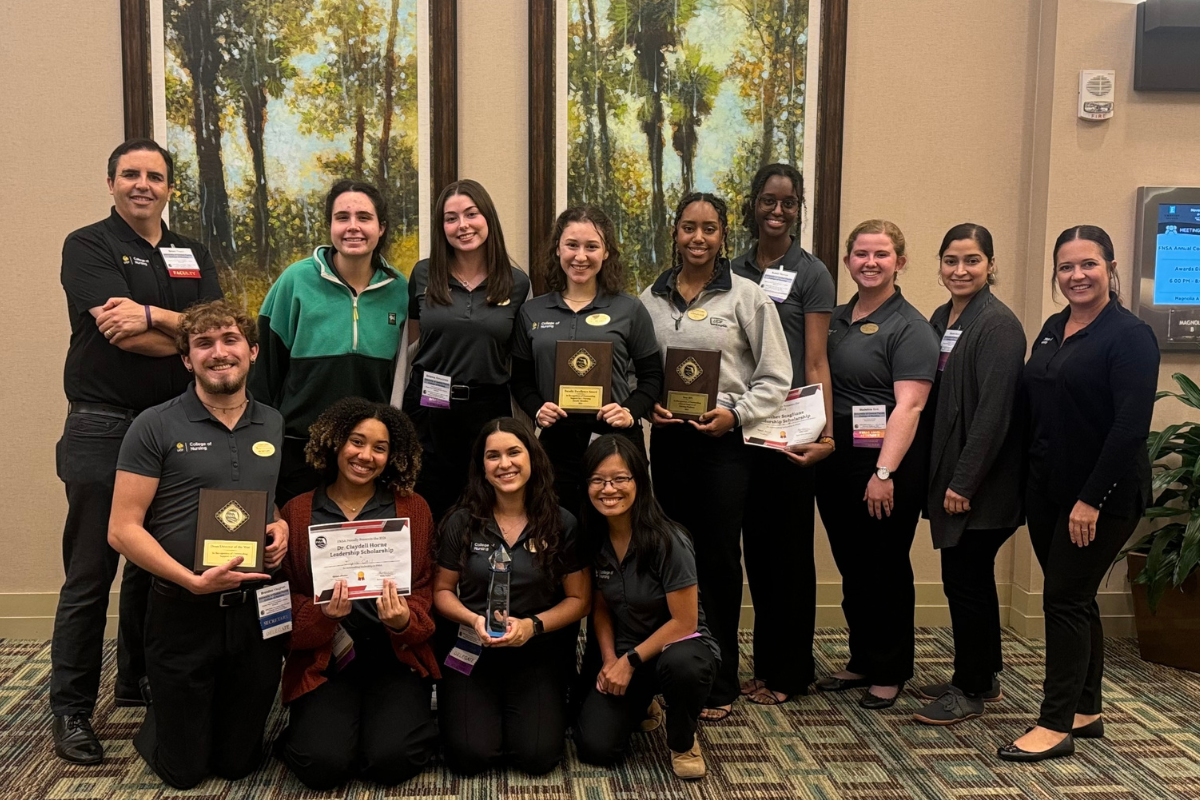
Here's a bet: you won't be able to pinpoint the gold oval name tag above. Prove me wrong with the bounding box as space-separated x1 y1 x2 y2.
687 308 708 321
252 441 276 457
497 298 511 306
860 323 880 335
586 313 611 326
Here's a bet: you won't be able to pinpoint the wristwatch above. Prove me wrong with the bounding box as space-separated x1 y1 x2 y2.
875 466 893 481
531 615 545 636
625 648 643 669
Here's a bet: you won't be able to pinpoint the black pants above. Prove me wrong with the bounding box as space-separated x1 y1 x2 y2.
575 638 716 763
939 527 1016 695
437 633 570 775
279 644 437 789
815 438 921 685
134 581 283 789
650 424 752 706
1026 489 1139 732
276 435 321 508
405 377 512 522
50 412 148 716
743 447 817 695
539 417 645 519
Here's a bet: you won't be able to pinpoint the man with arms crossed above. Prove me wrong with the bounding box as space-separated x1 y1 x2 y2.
109 300 288 789
53 138 222 763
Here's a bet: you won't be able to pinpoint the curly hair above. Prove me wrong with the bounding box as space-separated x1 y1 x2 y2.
670 191 730 271
175 299 257 355
304 397 422 495
446 417 566 577
741 163 804 238
542 206 625 295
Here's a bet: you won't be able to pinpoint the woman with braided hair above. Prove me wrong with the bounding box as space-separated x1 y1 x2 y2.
639 192 791 721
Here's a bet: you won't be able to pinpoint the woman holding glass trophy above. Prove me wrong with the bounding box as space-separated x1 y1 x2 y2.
432 417 590 775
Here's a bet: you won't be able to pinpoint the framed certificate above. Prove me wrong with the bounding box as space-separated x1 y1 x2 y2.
662 347 721 421
554 340 614 412
193 489 269 573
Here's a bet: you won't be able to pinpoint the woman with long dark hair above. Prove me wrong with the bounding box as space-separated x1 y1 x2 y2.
251 180 408 505
405 180 529 519
573 435 718 779
432 417 590 775
511 205 663 516
998 226 1158 762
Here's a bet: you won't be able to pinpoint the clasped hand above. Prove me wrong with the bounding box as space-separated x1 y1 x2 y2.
596 654 634 696
472 614 535 647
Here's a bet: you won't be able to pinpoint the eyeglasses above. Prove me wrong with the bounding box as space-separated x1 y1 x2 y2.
757 196 800 212
588 476 634 489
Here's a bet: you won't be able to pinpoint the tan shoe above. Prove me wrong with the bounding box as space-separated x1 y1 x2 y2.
640 699 665 732
671 738 706 779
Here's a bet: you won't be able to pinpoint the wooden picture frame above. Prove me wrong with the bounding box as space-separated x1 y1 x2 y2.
528 0 848 294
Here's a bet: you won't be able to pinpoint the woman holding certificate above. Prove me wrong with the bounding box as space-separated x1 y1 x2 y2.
573 435 719 779
640 192 791 721
276 398 439 789
814 220 938 710
912 224 1026 726
511 206 663 517
433 417 590 775
405 180 530 520
730 163 836 706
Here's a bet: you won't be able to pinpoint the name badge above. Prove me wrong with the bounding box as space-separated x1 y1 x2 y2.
445 623 484 676
161 246 202 279
420 371 452 408
938 329 963 371
331 624 356 671
852 404 887 448
256 581 292 640
759 268 797 303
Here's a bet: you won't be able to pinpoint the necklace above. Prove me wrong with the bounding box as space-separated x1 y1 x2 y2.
452 269 486 291
495 513 527 544
329 486 372 514
202 398 249 413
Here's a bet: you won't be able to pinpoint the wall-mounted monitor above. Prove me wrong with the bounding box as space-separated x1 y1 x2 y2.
1134 187 1200 351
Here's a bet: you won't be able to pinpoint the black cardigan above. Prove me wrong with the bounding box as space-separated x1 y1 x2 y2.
925 287 1027 549
1023 296 1159 517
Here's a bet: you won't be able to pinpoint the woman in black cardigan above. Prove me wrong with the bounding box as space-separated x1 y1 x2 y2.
998 225 1159 762
912 224 1026 726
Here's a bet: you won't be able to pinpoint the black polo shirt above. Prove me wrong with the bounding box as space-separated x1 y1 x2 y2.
408 259 530 386
61 208 223 411
436 506 583 621
116 385 283 567
732 239 836 388
594 528 720 661
827 287 939 419
512 291 660 407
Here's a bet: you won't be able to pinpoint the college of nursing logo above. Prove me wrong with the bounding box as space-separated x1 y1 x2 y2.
175 442 184 452
122 255 131 264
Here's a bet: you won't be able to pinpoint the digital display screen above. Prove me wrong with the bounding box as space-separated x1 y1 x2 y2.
1153 203 1200 305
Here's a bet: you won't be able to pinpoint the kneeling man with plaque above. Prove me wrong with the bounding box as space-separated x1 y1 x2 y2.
108 300 288 789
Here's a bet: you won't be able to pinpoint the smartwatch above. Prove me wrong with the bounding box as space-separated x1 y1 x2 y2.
531 615 545 637
625 648 643 669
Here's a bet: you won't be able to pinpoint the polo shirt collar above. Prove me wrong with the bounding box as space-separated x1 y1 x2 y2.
650 257 734 297
597 533 633 568
549 291 615 312
313 483 391 518
733 237 804 275
1048 291 1121 341
182 382 266 430
838 285 909 325
107 206 170 246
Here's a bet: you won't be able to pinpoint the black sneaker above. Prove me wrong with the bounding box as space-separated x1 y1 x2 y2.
916 675 1002 703
52 713 104 764
912 689 984 726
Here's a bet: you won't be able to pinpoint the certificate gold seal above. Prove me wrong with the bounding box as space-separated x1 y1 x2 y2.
215 500 250 533
676 356 704 385
860 323 880 334
686 308 708 321
569 348 598 377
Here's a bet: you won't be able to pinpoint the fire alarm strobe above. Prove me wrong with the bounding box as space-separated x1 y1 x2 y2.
1079 70 1115 121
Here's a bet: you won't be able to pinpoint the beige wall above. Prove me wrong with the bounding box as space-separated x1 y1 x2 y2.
3 0 1198 636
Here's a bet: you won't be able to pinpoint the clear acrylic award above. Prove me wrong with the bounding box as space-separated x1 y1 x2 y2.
486 545 512 638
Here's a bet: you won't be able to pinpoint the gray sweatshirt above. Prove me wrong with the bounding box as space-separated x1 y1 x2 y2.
640 260 791 427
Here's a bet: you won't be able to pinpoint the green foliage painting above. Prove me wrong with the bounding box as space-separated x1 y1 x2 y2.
164 0 420 316
568 0 811 293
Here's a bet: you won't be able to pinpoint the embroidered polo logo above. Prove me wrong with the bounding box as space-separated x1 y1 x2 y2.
388 312 397 325
677 357 703 385
122 255 131 264
215 500 250 533
570 349 597 377
175 442 184 452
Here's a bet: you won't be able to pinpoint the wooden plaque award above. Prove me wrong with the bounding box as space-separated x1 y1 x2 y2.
663 347 721 421
554 340 614 412
194 488 269 573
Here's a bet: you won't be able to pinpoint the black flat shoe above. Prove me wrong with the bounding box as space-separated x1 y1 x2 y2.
1072 718 1104 739
815 675 870 692
53 713 103 765
114 675 152 708
997 734 1074 762
859 684 904 710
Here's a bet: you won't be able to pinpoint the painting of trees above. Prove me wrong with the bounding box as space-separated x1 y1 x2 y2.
163 0 420 315
567 0 812 291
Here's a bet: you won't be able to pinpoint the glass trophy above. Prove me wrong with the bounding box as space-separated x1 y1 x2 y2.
486 545 512 638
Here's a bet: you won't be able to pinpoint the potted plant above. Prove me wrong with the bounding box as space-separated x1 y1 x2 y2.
1118 372 1200 673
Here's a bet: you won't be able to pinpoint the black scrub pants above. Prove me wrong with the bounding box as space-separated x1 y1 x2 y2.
134 580 282 789
575 638 717 763
815 436 921 686
276 435 320 508
938 527 1016 695
405 375 513 522
1025 488 1139 733
279 643 437 789
538 416 646 519
743 446 817 696
650 424 752 707
436 632 572 775
51 411 148 716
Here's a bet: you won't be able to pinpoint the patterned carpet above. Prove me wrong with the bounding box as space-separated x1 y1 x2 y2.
2 629 1200 799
